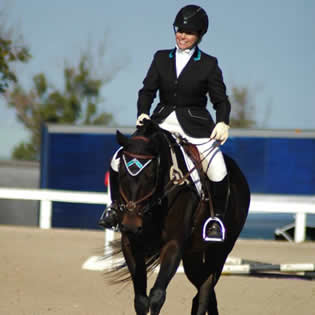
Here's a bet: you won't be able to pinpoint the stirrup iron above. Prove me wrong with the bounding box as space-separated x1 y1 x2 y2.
202 217 226 242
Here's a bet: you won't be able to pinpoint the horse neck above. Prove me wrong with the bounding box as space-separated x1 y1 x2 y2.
154 132 174 185
134 128 173 187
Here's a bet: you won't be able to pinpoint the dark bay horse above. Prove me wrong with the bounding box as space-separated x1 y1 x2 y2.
108 120 250 315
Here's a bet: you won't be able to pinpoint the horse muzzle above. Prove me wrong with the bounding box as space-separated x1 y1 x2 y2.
121 215 144 235
120 223 143 235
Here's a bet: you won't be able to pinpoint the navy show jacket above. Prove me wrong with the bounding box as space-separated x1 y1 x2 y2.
137 47 231 138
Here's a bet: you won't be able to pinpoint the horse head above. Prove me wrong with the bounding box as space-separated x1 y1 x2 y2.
116 121 164 236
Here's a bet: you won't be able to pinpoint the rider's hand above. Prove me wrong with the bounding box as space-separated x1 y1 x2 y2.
210 122 230 145
136 113 151 126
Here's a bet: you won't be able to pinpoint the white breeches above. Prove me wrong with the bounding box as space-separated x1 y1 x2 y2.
159 112 227 182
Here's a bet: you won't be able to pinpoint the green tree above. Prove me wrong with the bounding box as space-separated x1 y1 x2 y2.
229 86 256 128
0 7 31 92
5 53 119 160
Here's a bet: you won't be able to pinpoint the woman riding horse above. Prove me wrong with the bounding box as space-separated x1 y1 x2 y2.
99 5 231 242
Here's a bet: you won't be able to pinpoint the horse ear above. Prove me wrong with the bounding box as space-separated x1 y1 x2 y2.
116 130 129 147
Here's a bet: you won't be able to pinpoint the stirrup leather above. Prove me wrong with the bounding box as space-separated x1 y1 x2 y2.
202 217 226 242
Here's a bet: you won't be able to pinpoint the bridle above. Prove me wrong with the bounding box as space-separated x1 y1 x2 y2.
117 131 220 218
118 147 162 216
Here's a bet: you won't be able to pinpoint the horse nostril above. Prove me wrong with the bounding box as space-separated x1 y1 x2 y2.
121 223 143 235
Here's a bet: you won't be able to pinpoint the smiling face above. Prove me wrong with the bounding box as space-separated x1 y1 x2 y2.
175 30 199 50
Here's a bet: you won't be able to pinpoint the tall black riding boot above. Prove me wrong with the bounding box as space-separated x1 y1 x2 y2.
203 175 229 242
98 167 120 230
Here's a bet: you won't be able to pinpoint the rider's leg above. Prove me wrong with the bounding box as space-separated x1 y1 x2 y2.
159 113 229 241
171 133 229 241
199 142 229 241
206 175 229 240
98 149 121 230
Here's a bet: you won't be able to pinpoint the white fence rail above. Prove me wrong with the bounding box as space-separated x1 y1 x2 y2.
0 187 314 242
0 188 109 229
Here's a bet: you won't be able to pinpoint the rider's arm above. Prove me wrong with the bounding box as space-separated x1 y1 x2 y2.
137 52 160 118
207 57 231 125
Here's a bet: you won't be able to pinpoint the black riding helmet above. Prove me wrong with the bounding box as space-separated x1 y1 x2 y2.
173 5 209 37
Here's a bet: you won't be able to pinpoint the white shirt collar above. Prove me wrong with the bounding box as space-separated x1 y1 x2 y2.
176 45 196 56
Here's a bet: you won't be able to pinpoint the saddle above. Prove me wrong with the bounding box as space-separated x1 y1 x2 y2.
182 142 215 209
164 132 215 217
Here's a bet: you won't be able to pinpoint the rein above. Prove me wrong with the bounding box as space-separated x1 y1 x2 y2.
156 134 221 219
163 132 221 187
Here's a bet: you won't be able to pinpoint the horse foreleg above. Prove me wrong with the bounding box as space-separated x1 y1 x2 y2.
121 235 149 315
133 266 149 315
196 274 218 315
149 239 182 315
191 293 200 315
207 290 218 315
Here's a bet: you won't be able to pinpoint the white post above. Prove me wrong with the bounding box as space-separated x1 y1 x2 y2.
104 230 114 253
103 173 113 256
39 199 53 229
294 212 306 243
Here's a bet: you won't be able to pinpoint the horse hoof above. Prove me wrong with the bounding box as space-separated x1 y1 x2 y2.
149 288 166 314
134 294 149 315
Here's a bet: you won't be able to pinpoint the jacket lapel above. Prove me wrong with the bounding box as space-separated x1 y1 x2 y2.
168 48 177 80
177 47 201 80
178 47 201 79
168 47 201 80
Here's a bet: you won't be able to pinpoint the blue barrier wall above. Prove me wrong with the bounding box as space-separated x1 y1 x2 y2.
223 134 315 195
40 125 134 229
40 125 315 229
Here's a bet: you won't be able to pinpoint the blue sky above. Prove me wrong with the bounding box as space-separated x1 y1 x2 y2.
0 0 314 158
